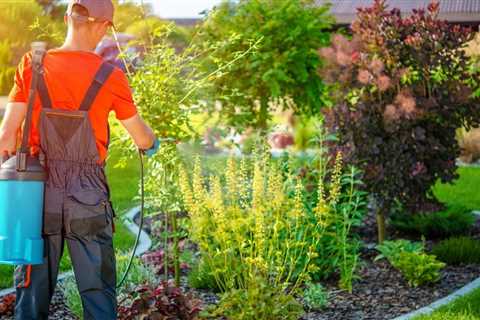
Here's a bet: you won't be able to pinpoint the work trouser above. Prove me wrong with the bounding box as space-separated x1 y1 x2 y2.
14 205 116 320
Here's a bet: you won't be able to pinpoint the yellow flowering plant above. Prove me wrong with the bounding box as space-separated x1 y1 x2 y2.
179 142 367 312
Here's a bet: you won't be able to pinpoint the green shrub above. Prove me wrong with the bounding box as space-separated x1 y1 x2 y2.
303 282 329 311
432 237 480 265
390 206 475 239
204 276 304 320
375 239 423 262
393 251 445 287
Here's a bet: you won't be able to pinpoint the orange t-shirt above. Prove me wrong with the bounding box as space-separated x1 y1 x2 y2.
8 49 137 162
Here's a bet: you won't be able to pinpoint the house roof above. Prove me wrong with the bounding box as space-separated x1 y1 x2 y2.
316 0 480 25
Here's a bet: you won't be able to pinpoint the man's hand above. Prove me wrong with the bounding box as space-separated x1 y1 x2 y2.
0 102 27 156
119 113 156 151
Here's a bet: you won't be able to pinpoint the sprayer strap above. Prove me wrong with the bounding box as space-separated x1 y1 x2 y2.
37 75 52 109
79 62 115 112
19 49 46 154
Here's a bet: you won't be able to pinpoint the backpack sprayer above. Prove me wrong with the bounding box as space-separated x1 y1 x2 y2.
0 42 48 266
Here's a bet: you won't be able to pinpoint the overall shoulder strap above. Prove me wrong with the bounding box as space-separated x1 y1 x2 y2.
79 62 115 112
37 74 52 109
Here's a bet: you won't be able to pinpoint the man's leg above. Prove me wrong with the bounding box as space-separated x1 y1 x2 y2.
14 234 64 320
66 225 117 320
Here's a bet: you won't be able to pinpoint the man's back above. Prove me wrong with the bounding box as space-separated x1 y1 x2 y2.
9 49 137 162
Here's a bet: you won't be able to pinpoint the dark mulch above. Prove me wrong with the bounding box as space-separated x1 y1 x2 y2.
302 253 480 320
0 289 78 320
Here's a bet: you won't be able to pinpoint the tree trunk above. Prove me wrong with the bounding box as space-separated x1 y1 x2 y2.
376 208 386 244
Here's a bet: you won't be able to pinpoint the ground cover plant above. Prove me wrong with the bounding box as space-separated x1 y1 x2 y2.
376 239 445 287
320 0 480 242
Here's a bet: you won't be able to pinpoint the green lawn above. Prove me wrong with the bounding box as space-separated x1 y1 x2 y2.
414 287 480 320
433 167 480 211
0 148 138 289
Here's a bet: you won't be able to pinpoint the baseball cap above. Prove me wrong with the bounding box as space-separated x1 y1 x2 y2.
66 0 114 26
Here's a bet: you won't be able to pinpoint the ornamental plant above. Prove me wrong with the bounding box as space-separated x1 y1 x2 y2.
195 0 333 130
320 0 480 242
178 145 366 318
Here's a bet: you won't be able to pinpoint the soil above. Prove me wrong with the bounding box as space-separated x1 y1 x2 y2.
301 251 480 320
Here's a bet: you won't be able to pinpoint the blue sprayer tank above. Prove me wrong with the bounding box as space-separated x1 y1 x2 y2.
0 156 46 265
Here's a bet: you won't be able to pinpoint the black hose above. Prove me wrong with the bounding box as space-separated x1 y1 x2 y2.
116 149 145 288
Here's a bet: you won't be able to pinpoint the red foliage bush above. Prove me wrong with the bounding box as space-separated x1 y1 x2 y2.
320 0 480 215
118 280 202 320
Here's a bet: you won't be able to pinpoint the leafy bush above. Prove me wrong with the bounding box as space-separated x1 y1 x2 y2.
393 251 445 287
320 0 480 242
303 282 329 311
118 280 202 320
391 206 475 239
432 237 480 265
195 0 333 129
375 239 423 262
204 276 304 320
375 239 445 287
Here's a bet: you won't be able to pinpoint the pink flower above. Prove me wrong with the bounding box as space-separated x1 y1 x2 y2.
319 47 336 63
370 59 384 74
357 69 372 84
376 75 391 92
395 91 416 114
383 104 400 122
336 51 352 66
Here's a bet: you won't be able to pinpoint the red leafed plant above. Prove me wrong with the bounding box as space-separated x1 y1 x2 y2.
118 280 202 320
142 248 189 276
320 0 480 242
0 294 15 316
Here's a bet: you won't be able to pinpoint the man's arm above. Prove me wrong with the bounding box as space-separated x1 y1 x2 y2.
0 102 27 156
119 113 156 151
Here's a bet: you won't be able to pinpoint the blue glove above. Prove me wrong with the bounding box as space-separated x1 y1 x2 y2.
144 138 160 157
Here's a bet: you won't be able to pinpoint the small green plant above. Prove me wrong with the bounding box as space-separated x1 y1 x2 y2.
187 259 221 292
375 239 423 262
303 282 329 311
432 237 480 265
393 251 446 287
390 206 475 239
203 276 304 320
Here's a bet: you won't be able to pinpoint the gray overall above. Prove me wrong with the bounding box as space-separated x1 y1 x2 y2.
14 62 117 320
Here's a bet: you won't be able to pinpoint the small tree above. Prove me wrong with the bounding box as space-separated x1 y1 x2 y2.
195 0 333 130
320 0 480 242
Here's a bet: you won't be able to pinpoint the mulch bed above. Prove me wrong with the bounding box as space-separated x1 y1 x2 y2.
301 251 480 320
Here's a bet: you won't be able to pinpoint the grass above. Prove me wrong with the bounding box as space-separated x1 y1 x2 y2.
433 167 480 211
0 148 138 289
414 287 480 319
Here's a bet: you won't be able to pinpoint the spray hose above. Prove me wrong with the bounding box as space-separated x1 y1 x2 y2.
116 149 145 289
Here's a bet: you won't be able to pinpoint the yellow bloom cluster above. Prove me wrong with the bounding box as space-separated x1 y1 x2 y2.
177 151 349 295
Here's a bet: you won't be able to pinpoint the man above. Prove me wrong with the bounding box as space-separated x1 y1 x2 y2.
0 1 158 319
